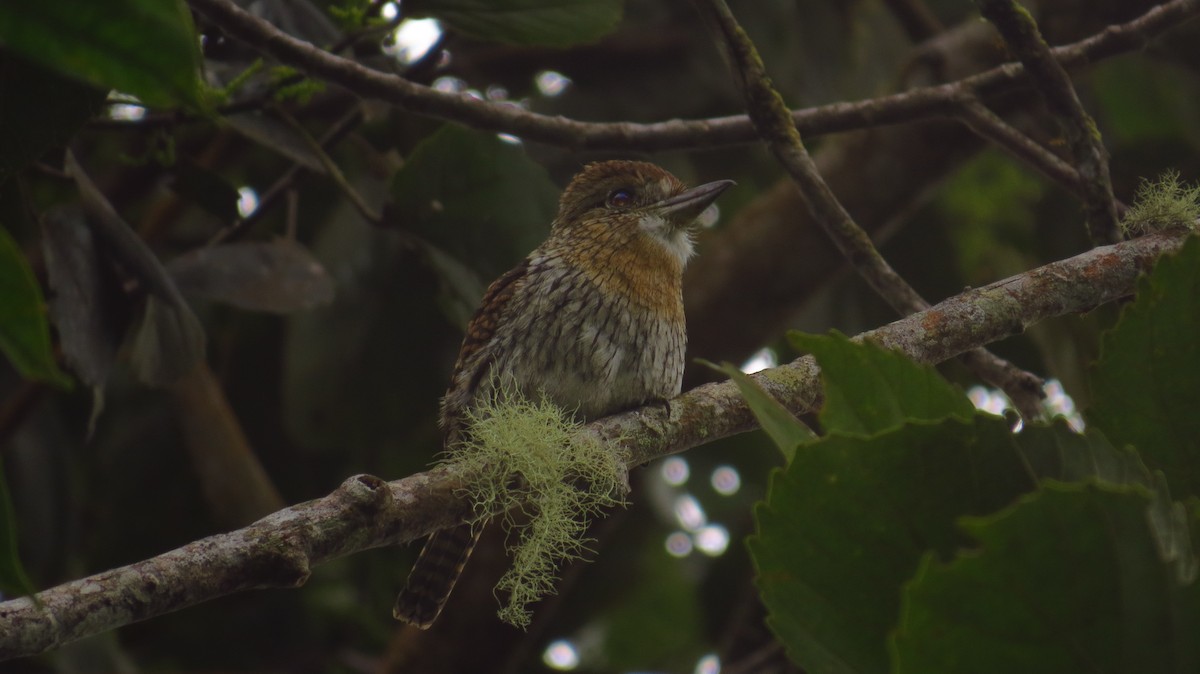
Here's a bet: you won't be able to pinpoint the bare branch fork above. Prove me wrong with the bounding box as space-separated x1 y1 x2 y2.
0 230 1189 661
185 0 1200 152
689 0 1046 416
977 0 1121 245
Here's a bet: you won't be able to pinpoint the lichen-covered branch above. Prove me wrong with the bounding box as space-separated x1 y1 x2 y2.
0 230 1187 661
185 0 1199 152
977 0 1121 245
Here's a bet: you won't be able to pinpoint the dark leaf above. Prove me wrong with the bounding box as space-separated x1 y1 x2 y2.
170 160 241 224
421 242 485 330
406 0 623 47
390 124 558 283
40 205 123 388
0 224 72 387
0 54 105 179
1090 235 1200 497
167 239 335 313
65 151 206 385
0 0 204 109
894 484 1200 674
65 151 183 303
129 296 206 387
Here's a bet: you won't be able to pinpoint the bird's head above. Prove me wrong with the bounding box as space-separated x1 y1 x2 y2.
552 161 734 267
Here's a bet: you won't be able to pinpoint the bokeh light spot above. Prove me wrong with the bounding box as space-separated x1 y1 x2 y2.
710 466 740 496
662 457 689 486
236 186 259 217
542 639 579 670
694 525 729 556
674 494 706 531
665 531 693 557
535 70 572 97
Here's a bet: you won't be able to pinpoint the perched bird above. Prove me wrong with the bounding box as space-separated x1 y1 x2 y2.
393 160 733 628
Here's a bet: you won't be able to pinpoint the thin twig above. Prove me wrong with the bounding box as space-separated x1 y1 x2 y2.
954 97 1087 203
184 0 1200 152
208 104 364 244
0 230 1187 660
689 0 1045 417
274 105 382 224
977 0 1120 245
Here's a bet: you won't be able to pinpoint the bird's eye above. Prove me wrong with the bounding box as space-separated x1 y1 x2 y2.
606 188 634 208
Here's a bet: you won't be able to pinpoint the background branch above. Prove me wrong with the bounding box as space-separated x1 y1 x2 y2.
978 0 1120 244
186 0 1199 152
0 230 1188 661
690 0 1044 416
683 0 1195 377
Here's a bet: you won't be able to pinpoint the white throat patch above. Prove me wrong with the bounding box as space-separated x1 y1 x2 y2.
638 213 695 265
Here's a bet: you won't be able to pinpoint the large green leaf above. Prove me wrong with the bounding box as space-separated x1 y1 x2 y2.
390 125 558 284
406 0 623 47
0 225 71 387
894 483 1200 674
1090 235 1200 497
750 409 1182 674
0 0 204 109
790 331 975 436
751 415 1036 674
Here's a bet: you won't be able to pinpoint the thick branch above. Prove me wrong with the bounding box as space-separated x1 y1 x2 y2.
0 230 1189 660
186 0 1199 151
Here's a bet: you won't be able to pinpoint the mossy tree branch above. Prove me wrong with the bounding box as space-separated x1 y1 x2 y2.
0 230 1189 661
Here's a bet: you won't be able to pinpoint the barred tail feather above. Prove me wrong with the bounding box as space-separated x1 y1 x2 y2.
393 524 482 628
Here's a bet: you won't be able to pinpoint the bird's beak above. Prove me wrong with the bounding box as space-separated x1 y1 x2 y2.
652 179 736 227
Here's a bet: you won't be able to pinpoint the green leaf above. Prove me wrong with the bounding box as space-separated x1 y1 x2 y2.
0 0 205 109
0 460 36 597
752 402 1198 674
790 331 975 435
0 55 106 179
0 225 72 387
1089 235 1200 497
390 125 558 283
751 415 1036 674
894 483 1200 674
706 360 814 463
406 0 623 47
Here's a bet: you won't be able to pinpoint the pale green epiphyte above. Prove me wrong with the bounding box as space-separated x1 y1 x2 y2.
443 386 629 629
1120 170 1200 236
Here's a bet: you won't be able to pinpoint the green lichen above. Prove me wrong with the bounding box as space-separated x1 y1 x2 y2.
443 387 629 629
1120 170 1200 236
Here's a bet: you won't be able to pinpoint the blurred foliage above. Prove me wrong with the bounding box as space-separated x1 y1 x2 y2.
0 0 1199 672
0 0 205 109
